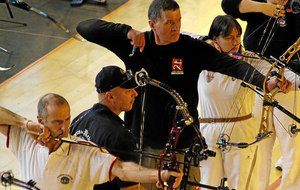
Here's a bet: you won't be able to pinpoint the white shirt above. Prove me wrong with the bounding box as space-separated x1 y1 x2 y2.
198 51 265 147
7 126 118 190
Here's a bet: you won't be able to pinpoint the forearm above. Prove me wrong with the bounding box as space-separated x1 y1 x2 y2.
76 19 133 61
76 19 132 44
239 0 268 13
112 161 158 183
0 106 42 136
0 107 27 128
0 107 26 136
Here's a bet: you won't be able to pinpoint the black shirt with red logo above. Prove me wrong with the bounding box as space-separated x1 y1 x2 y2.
76 19 265 149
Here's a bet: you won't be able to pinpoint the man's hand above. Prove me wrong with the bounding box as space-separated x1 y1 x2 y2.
261 3 285 18
160 169 183 188
266 77 292 93
238 0 285 18
26 121 51 146
38 125 51 146
127 29 145 52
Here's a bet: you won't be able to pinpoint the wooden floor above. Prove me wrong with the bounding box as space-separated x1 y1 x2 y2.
0 0 282 189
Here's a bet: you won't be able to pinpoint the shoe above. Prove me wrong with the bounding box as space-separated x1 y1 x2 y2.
275 156 283 171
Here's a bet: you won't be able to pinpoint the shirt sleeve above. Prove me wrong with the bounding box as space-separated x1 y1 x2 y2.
7 125 22 156
221 0 243 18
7 126 40 159
190 38 266 89
221 0 261 21
76 19 133 62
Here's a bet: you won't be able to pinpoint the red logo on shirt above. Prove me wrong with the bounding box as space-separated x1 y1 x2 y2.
171 59 184 75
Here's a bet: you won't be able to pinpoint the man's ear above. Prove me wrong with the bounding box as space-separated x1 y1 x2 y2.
37 115 43 124
149 20 155 31
105 92 115 104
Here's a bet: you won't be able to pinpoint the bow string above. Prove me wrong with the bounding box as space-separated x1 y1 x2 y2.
217 1 299 151
134 69 212 189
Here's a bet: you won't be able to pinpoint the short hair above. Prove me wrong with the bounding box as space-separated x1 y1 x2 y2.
37 93 69 121
208 15 242 39
148 0 180 21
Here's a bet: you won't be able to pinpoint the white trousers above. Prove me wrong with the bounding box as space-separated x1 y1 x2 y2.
200 120 259 190
253 90 300 190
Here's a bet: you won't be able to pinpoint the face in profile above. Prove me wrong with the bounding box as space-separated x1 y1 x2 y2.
149 9 181 45
110 87 138 113
214 26 241 54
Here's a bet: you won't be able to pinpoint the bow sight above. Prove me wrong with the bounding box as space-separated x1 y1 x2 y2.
287 0 300 14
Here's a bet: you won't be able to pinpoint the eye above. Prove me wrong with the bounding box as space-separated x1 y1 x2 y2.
54 120 64 125
166 20 173 25
224 36 234 41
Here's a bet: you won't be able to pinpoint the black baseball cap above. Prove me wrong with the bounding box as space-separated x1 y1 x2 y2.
95 66 137 93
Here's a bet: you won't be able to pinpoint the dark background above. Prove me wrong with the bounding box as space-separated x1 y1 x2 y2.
0 0 127 84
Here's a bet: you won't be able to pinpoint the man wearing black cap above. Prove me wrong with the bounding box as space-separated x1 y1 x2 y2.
70 65 139 189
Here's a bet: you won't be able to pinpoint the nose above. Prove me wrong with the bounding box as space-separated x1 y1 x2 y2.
60 122 68 132
172 22 180 32
132 89 138 97
232 38 238 46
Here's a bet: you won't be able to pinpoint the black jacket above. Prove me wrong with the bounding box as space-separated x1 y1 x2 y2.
70 103 138 190
76 19 266 149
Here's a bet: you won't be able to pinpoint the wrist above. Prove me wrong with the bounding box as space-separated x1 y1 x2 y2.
24 119 33 130
126 28 133 39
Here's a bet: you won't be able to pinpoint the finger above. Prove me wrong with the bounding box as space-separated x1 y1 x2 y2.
277 81 287 92
139 43 145 52
279 10 285 17
283 80 292 93
173 171 183 188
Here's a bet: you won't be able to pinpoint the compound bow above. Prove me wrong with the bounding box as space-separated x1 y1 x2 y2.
134 69 214 190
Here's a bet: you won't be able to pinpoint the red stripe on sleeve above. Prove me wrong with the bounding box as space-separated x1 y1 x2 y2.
109 157 119 182
6 125 11 148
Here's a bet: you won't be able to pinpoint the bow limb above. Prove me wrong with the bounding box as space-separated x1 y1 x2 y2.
259 37 300 137
29 8 85 42
158 112 181 190
0 64 15 71
258 58 277 137
0 46 15 71
7 0 85 41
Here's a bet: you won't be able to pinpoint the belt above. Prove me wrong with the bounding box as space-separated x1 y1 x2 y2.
199 113 252 123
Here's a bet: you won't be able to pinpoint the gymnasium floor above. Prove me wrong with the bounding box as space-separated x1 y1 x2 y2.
0 0 283 189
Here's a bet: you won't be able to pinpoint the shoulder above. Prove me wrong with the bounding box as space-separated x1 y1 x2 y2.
180 31 207 41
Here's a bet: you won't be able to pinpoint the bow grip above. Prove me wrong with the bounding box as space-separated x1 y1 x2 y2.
163 163 178 188
167 176 176 187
